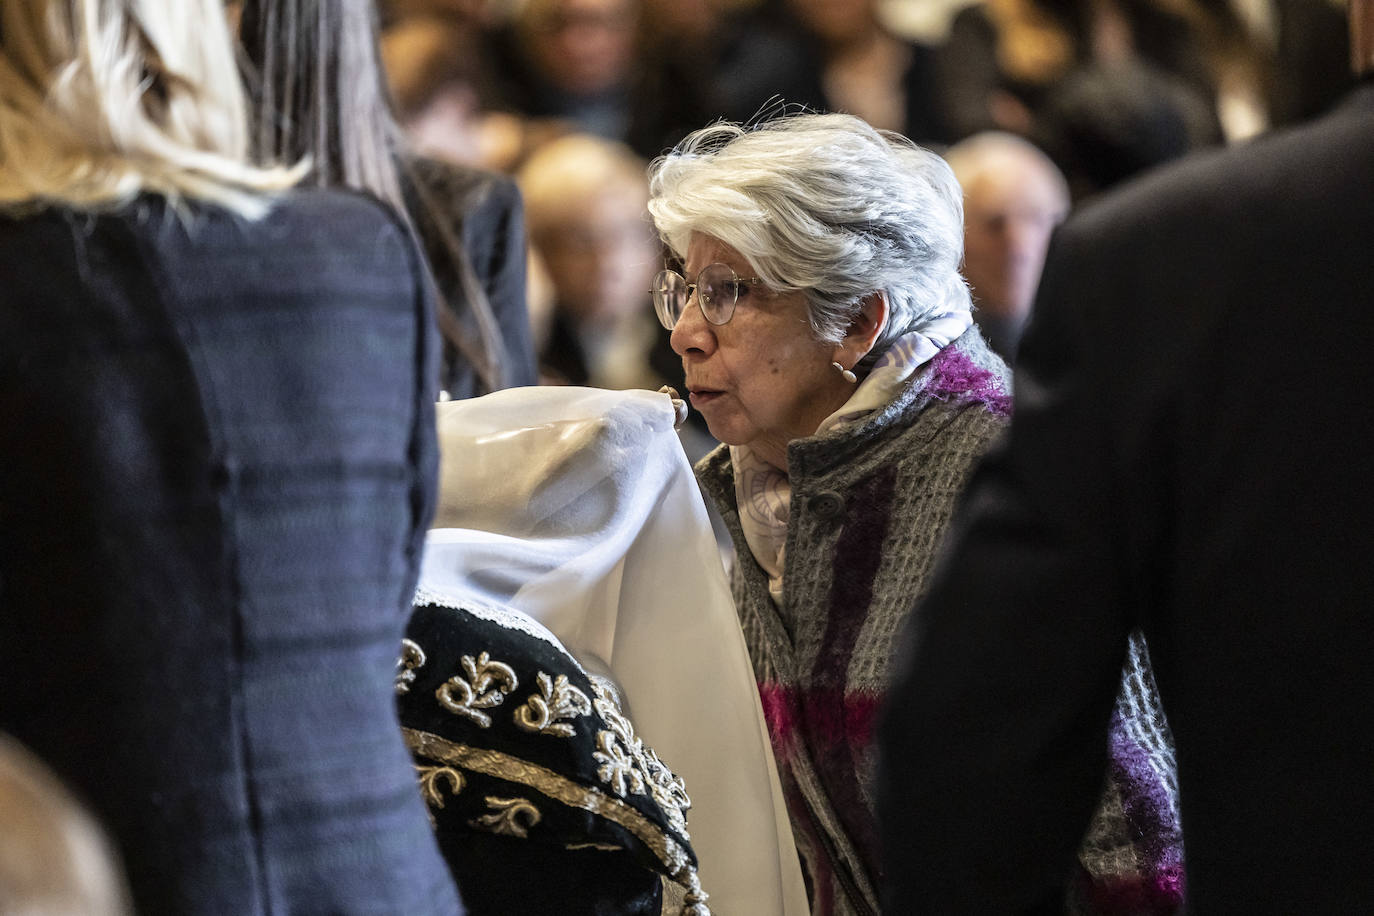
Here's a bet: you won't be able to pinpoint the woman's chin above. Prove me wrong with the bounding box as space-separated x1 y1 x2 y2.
699 412 743 449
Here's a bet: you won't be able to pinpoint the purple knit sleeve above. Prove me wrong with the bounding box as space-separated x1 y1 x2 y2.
1071 632 1186 914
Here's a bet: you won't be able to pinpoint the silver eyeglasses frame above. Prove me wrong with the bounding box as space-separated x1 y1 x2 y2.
651 262 764 330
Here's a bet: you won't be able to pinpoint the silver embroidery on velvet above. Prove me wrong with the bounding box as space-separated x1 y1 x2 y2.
436 652 518 727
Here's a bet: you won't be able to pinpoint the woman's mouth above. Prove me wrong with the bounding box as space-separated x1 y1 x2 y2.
688 388 724 407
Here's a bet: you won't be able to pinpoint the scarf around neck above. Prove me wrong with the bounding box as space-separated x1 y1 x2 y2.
731 309 973 605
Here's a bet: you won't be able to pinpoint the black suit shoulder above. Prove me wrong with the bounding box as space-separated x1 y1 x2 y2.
1063 83 1374 249
1033 82 1374 407
876 81 1374 916
1009 80 1374 912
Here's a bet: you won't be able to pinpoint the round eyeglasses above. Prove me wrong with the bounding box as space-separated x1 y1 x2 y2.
651 263 763 330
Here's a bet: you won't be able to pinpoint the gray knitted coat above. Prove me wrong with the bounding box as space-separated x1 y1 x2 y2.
696 328 1183 916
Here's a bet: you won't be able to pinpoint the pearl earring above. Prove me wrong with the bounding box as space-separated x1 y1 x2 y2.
832 361 857 383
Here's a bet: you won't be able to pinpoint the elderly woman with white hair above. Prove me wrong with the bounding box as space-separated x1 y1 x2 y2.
647 112 1011 915
648 113 1183 916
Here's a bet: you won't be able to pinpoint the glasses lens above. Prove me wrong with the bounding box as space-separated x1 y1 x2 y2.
697 263 739 325
652 269 687 329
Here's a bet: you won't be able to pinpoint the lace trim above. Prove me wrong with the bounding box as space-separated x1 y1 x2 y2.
413 585 572 657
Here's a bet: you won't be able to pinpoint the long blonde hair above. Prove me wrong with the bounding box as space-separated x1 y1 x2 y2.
0 0 301 216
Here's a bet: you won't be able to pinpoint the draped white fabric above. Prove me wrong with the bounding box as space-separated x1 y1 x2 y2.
418 386 808 916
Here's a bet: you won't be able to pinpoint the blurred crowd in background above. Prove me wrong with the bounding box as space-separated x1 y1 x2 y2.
377 0 1352 443
2 1 1365 910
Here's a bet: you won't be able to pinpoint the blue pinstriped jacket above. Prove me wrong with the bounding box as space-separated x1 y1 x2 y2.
0 190 461 915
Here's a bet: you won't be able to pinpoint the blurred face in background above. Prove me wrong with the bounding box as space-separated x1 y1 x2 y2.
534 183 658 324
785 0 876 47
959 156 1068 321
642 0 719 45
381 0 490 23
523 0 637 95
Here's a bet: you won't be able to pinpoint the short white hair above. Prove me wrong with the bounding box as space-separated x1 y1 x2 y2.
647 113 970 364
0 0 302 217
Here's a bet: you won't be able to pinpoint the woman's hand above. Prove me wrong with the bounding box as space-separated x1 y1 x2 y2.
658 386 689 429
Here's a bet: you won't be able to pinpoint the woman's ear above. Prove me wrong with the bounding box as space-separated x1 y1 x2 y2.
833 291 888 367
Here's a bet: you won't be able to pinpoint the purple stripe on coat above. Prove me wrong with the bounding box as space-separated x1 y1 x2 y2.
927 345 1013 415
1076 712 1187 914
1108 712 1185 878
806 463 898 882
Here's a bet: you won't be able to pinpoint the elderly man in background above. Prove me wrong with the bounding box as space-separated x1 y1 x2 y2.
945 132 1070 363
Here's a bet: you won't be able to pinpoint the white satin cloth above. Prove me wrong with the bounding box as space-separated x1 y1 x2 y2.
417 386 808 916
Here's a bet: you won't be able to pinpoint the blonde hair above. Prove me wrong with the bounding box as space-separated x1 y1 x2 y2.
0 0 302 217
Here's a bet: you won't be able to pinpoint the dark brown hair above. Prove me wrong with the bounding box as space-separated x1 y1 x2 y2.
238 0 509 393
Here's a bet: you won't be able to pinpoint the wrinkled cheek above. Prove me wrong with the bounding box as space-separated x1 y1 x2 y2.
699 397 752 447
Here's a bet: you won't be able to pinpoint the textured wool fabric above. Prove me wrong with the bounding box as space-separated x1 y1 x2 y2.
0 191 460 915
1073 634 1186 914
732 313 974 605
699 327 1182 916
697 327 1013 916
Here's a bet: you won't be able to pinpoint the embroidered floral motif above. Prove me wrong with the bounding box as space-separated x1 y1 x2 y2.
589 682 692 836
415 763 465 827
641 746 692 835
395 638 426 695
594 730 646 797
437 652 518 727
593 685 638 749
515 672 593 737
471 796 542 838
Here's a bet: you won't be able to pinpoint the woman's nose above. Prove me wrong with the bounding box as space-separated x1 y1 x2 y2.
669 289 716 358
